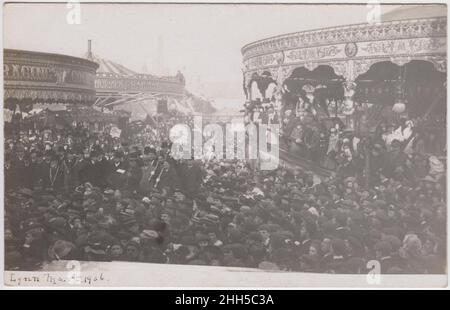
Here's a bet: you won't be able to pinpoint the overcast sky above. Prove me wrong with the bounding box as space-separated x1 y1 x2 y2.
4 3 403 104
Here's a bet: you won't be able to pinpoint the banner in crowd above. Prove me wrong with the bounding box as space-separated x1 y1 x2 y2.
4 109 14 123
110 126 122 138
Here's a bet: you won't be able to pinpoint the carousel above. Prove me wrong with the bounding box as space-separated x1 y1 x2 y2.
4 49 98 109
241 5 447 133
4 48 99 135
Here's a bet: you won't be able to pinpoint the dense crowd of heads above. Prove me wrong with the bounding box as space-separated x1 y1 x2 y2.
4 106 447 274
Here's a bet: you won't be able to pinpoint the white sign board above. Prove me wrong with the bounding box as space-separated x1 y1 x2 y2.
110 126 122 138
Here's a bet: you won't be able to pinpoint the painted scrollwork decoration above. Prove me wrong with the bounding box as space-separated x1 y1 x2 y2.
428 57 447 73
242 17 446 59
329 61 348 79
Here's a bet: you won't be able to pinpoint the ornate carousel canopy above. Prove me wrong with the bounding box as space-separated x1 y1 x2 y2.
241 12 446 91
4 49 99 107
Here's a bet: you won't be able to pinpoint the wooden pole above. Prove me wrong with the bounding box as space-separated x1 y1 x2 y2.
335 99 339 118
423 88 445 119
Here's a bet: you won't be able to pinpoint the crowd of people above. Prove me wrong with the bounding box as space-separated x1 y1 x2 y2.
245 91 446 186
283 114 445 181
4 103 447 274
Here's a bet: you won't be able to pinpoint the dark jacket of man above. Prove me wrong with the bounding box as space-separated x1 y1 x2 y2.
107 160 129 190
124 166 143 191
63 158 81 191
176 161 204 196
153 166 179 191
78 159 103 188
45 163 65 191
140 160 160 193
31 161 48 189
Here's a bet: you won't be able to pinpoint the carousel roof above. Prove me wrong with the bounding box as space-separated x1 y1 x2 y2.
241 6 447 85
4 49 98 104
85 52 185 84
86 53 138 76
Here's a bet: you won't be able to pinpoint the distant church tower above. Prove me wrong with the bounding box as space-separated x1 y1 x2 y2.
142 64 149 74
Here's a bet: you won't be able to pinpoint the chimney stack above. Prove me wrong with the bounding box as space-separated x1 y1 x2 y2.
87 40 92 59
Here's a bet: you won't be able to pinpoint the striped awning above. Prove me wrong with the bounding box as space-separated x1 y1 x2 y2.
87 54 137 76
